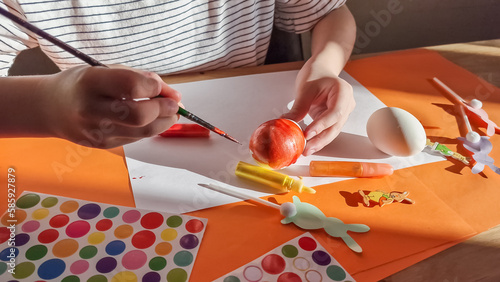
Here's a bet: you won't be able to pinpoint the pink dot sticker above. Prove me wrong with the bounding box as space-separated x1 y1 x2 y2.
66 220 91 238
185 219 204 233
140 212 164 229
70 259 89 275
122 210 141 224
22 220 41 233
298 237 317 251
122 250 147 270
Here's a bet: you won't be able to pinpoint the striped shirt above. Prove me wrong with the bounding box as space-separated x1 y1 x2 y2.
0 0 345 76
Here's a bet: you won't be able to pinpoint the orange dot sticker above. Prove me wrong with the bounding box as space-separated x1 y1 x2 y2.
155 242 172 256
53 238 79 258
114 224 134 239
60 201 79 213
1 209 26 226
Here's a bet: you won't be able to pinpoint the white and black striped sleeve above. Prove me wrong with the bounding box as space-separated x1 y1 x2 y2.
0 0 38 76
274 0 347 34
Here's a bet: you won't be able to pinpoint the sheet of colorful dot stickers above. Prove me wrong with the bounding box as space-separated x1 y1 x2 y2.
216 233 354 282
0 191 207 281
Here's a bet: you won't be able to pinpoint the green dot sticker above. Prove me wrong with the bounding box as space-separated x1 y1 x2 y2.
61 275 80 282
173 251 193 267
166 268 188 282
26 245 48 261
87 274 107 282
282 244 299 258
149 256 167 271
79 245 98 259
103 207 120 219
41 196 59 208
12 261 35 279
16 193 41 209
223 276 241 282
0 262 6 275
167 215 183 228
327 265 347 281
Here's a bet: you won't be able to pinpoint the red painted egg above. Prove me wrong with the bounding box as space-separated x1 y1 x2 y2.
249 119 305 169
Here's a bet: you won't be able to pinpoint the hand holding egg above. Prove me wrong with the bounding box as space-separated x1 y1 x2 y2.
249 118 306 169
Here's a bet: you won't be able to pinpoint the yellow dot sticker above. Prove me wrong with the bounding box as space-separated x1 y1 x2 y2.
88 232 106 245
32 208 49 220
161 228 177 241
111 271 137 282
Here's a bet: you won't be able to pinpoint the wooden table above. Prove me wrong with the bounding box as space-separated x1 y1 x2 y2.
160 39 500 281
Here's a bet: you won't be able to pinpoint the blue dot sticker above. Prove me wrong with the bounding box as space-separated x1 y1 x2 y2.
37 258 66 280
105 240 126 256
0 247 18 261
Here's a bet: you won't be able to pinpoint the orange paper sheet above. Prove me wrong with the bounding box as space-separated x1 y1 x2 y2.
0 138 134 210
1 49 499 281
344 49 500 233
187 171 476 281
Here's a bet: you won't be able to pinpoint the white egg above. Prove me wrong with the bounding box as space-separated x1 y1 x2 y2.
366 107 426 157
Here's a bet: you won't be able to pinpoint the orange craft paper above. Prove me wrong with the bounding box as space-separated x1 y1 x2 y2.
1 49 499 282
344 49 500 233
0 138 134 212
341 49 500 281
187 170 476 281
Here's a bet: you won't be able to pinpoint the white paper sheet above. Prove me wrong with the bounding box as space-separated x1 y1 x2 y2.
124 71 443 213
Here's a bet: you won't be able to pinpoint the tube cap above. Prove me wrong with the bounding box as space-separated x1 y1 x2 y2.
289 180 316 194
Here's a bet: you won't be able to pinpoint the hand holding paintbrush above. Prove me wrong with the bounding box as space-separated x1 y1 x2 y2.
0 7 240 147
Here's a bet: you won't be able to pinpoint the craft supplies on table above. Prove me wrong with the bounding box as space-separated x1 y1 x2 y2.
0 192 207 281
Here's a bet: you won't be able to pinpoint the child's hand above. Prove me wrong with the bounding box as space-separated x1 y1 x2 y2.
42 66 181 148
282 63 355 156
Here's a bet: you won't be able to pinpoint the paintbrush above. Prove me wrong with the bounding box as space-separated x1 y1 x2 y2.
0 7 241 145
